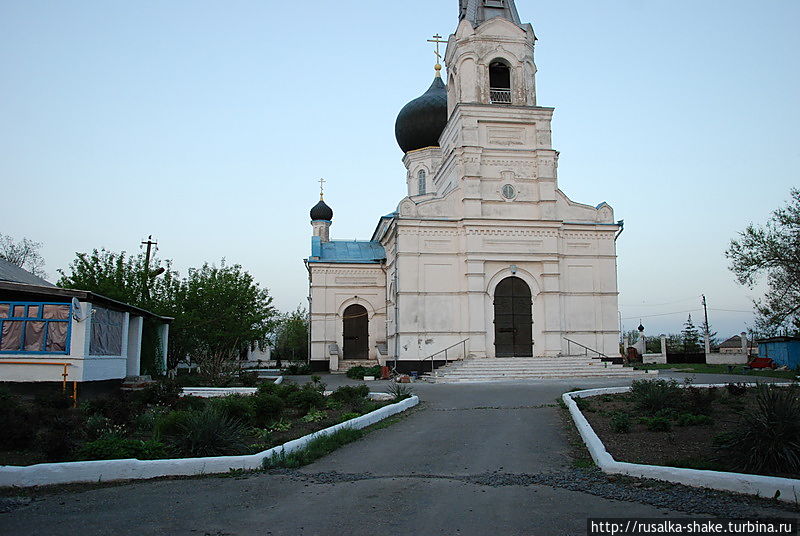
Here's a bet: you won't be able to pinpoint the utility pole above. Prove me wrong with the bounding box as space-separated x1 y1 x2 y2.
141 235 158 301
701 294 710 355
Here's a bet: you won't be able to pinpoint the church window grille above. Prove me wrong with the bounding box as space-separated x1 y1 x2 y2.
489 61 512 104
418 170 427 195
0 302 71 354
501 184 516 199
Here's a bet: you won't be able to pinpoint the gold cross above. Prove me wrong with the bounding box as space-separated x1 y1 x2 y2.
427 34 446 66
318 177 326 199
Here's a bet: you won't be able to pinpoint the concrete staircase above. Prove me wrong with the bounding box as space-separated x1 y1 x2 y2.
427 356 649 383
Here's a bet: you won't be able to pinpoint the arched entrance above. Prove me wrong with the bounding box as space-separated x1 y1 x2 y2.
493 276 533 357
343 304 369 359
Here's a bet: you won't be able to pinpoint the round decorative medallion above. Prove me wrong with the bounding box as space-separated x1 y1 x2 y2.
501 184 516 200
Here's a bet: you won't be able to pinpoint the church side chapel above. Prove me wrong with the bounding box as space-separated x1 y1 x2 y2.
307 0 622 374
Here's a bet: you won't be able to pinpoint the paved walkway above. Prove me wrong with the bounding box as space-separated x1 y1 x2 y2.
1 373 797 535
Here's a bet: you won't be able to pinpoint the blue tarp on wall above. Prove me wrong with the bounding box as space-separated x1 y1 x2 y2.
757 336 800 369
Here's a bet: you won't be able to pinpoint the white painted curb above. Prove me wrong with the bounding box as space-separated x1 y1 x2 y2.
563 384 800 503
0 396 419 488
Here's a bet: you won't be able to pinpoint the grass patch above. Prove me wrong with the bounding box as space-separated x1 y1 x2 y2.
264 428 365 469
632 363 799 380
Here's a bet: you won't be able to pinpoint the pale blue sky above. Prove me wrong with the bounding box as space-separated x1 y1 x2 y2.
1 1 798 338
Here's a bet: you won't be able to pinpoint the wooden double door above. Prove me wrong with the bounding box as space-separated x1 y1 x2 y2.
343 304 369 359
493 276 533 357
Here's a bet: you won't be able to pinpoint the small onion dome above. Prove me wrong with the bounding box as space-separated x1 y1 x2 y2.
394 75 447 153
638 323 645 332
310 199 333 221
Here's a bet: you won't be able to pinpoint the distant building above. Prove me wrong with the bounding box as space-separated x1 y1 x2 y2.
718 334 756 355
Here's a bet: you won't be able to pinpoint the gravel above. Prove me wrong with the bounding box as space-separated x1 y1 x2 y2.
271 468 800 518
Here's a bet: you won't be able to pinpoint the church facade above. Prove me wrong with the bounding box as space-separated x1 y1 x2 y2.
306 0 621 372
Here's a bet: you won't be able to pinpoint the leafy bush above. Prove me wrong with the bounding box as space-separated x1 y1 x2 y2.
76 437 167 461
208 395 255 425
330 385 370 405
153 410 192 441
284 362 312 375
301 409 327 423
252 392 284 427
286 386 326 412
675 413 713 427
133 406 170 434
725 383 748 397
238 370 259 387
639 416 671 432
163 408 249 457
610 412 631 433
36 414 84 461
0 391 34 449
135 380 182 407
683 386 718 415
173 395 207 411
83 395 136 426
258 381 300 400
630 379 683 413
85 414 127 440
346 365 381 380
715 384 800 475
337 412 360 423
34 391 73 410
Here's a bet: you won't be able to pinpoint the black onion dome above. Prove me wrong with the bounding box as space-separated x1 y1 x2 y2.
395 76 447 153
310 199 333 221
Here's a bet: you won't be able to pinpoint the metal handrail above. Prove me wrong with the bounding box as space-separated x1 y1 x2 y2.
562 337 613 361
421 338 470 377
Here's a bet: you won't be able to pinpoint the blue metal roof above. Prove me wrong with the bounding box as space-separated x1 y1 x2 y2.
309 237 385 264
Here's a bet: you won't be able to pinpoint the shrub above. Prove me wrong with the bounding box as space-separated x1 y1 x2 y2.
76 437 167 461
286 386 326 412
574 396 592 412
34 391 73 410
208 395 255 425
153 410 192 441
683 386 718 415
258 381 300 400
0 391 34 449
330 385 370 405
630 379 682 413
238 370 259 387
725 383 748 397
675 413 713 427
36 414 84 461
252 393 284 426
83 395 136 426
715 384 800 475
337 412 360 423
639 416 671 432
133 406 170 434
163 408 249 457
345 365 380 380
135 380 182 407
284 362 312 375
301 409 327 423
173 395 207 411
85 414 127 440
610 412 631 433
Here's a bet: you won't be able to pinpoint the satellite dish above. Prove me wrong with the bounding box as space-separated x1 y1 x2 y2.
71 298 82 321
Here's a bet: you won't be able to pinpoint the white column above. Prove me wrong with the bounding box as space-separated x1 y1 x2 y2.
740 331 748 354
126 316 143 377
157 322 170 375
660 336 668 362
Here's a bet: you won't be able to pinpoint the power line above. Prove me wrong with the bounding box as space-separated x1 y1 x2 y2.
621 308 702 321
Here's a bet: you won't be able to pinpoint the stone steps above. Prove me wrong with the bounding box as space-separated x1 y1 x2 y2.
428 356 648 383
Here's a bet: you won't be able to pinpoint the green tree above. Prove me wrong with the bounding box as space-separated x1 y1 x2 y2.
0 234 47 278
178 261 277 378
726 189 800 336
681 314 702 353
273 306 309 362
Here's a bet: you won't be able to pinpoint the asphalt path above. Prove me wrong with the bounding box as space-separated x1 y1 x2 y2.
1 372 797 536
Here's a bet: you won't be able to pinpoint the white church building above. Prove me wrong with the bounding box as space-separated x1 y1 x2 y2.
306 0 622 373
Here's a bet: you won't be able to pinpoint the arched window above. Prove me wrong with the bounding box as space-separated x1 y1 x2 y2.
489 61 511 104
418 170 427 195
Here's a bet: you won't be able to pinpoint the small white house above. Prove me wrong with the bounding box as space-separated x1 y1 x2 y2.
0 262 171 386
